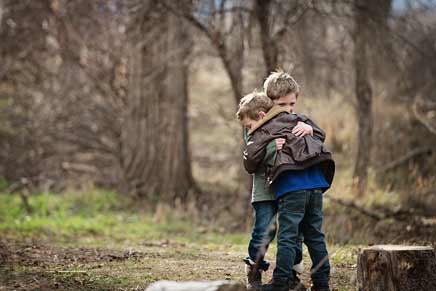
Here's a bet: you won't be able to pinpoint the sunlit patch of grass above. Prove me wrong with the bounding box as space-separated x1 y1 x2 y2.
329 244 359 266
0 191 122 240
0 191 251 249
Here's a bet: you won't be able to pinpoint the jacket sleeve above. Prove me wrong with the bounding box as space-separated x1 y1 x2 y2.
243 131 268 174
264 140 277 168
297 114 326 143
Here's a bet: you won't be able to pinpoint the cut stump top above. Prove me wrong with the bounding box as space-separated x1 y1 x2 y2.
362 245 434 252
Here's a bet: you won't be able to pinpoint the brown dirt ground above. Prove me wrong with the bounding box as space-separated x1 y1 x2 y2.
0 239 358 291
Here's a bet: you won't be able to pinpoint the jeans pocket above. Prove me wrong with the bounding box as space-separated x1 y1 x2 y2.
279 194 306 214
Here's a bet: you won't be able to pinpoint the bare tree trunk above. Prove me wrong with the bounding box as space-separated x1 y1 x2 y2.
161 1 250 207
298 13 316 94
220 51 244 106
352 0 374 196
254 0 278 77
162 13 194 203
353 59 372 196
218 22 249 194
0 0 3 31
352 0 392 196
122 3 194 203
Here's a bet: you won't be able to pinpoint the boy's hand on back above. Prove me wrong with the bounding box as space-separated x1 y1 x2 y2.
275 138 286 150
292 121 313 138
276 122 313 150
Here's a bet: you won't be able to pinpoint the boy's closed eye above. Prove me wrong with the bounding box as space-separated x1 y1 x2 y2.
241 116 257 130
277 101 296 107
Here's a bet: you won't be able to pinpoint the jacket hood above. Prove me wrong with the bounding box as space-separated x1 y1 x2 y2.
248 106 288 135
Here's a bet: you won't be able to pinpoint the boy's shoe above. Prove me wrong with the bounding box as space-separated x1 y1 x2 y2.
243 256 270 271
289 282 306 291
261 278 288 291
290 271 307 290
245 264 262 291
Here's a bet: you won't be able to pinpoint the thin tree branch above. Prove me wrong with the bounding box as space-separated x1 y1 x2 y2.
375 147 435 173
326 195 382 220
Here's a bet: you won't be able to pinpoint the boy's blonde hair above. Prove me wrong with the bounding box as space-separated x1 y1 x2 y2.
236 91 274 120
263 70 300 100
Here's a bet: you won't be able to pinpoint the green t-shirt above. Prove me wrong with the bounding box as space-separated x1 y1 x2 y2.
244 130 277 203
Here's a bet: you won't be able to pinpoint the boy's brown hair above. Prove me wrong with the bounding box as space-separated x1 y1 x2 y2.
263 70 300 100
236 91 274 121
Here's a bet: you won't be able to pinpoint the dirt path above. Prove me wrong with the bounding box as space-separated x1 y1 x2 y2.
0 240 357 290
1 240 244 290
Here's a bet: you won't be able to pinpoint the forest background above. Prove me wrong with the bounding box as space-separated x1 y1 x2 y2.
1 0 436 290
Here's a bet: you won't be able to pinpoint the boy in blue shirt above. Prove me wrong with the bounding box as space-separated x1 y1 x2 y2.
243 72 335 291
237 92 312 290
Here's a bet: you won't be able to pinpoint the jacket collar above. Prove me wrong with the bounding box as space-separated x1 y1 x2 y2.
248 105 289 135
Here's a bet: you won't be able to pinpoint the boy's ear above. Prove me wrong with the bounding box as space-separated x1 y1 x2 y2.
258 111 266 119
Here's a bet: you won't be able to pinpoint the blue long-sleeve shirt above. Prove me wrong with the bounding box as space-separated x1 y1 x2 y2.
272 165 330 199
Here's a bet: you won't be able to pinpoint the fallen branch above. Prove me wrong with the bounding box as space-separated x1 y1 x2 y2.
325 196 382 221
375 147 434 173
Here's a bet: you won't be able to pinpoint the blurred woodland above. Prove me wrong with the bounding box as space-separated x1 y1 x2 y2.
1 1 436 289
1 0 436 235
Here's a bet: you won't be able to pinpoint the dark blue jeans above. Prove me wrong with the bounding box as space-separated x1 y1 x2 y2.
247 200 303 271
273 189 330 287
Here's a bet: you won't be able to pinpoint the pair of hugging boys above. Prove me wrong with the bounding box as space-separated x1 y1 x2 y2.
236 71 335 291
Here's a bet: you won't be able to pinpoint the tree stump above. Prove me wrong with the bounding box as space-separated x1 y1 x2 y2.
357 245 436 291
144 280 246 291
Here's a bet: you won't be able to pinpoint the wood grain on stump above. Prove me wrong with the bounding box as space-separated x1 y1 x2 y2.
357 245 436 291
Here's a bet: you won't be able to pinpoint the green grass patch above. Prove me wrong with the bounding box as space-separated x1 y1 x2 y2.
0 190 361 290
0 191 250 248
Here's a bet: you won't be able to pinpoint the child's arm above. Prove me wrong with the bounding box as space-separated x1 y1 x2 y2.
243 130 269 174
264 140 277 169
